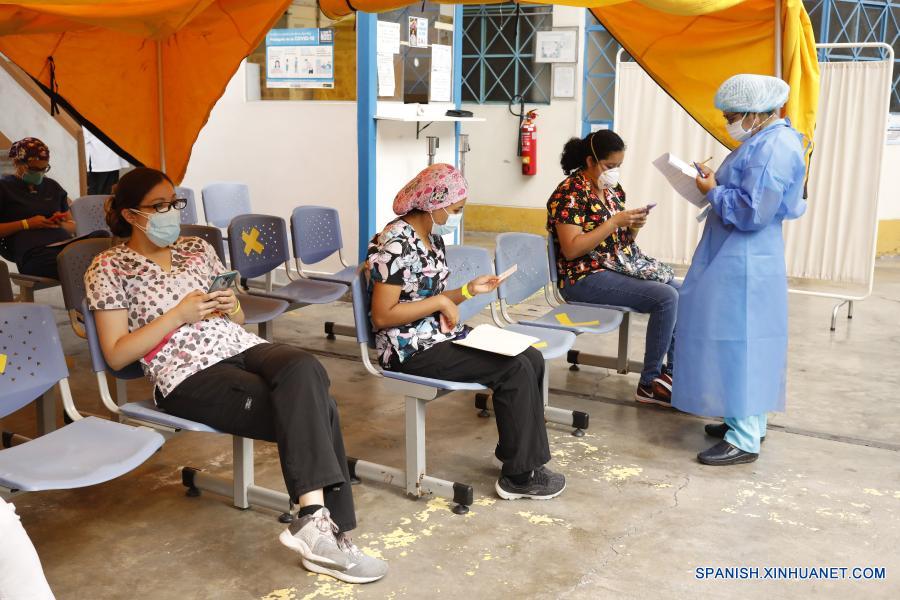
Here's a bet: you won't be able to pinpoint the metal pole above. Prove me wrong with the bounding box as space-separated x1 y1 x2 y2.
157 41 167 172
774 0 783 79
426 136 439 166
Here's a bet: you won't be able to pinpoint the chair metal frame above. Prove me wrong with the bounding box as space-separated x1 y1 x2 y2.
348 273 474 514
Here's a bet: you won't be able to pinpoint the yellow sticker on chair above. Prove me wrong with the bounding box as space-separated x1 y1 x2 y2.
0 353 6 375
555 313 600 327
531 341 548 349
242 227 264 256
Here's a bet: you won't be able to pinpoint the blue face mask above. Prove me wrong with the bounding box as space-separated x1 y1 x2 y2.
431 208 462 237
130 208 181 247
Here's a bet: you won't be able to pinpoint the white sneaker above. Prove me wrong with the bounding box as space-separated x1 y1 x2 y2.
279 507 387 584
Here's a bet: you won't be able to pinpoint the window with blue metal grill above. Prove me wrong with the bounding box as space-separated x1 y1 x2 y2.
804 0 900 112
582 13 622 134
461 4 553 104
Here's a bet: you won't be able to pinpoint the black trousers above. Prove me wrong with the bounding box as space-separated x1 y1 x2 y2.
390 343 550 476
18 245 63 279
158 343 356 531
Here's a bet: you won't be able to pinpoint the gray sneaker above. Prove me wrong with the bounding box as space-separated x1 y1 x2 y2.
495 466 566 500
278 507 388 584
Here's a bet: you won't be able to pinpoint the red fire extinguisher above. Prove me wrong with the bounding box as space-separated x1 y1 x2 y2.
520 109 538 176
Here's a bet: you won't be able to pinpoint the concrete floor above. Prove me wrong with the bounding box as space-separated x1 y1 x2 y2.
2 255 899 599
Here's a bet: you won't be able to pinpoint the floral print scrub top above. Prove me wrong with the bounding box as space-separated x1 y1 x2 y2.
84 237 265 397
366 219 464 368
546 172 634 288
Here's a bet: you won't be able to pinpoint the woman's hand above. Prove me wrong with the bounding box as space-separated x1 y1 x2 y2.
695 164 717 194
612 208 649 229
468 274 501 295
438 295 460 333
208 289 238 315
172 290 220 325
26 215 60 229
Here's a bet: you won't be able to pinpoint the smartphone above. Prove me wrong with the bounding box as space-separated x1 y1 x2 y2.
208 270 238 293
645 203 658 212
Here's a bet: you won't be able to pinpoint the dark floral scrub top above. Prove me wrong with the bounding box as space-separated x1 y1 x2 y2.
84 237 265 397
366 219 463 368
546 171 635 288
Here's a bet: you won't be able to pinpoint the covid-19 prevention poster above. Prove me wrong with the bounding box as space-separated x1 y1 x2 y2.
265 28 335 89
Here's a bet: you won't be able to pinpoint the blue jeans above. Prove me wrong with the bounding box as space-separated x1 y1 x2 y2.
562 270 680 386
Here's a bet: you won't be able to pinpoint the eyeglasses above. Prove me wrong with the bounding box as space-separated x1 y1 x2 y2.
140 198 188 213
26 165 51 174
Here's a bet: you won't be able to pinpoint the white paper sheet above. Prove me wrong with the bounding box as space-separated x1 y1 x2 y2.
453 324 540 357
652 152 709 209
552 64 575 98
377 53 395 97
377 21 400 55
429 43 452 102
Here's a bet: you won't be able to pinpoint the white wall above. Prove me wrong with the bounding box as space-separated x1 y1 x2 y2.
181 61 358 270
0 62 80 198
461 6 585 210
878 143 900 220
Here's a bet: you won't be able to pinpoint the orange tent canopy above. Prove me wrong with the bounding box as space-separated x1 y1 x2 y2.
0 0 293 183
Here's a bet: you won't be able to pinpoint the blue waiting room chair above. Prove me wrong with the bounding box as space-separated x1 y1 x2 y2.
444 244 586 436
493 233 624 367
227 214 347 312
70 194 111 237
290 205 357 340
175 186 199 225
0 303 164 497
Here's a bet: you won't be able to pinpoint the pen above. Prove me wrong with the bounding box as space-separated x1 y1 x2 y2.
693 156 713 179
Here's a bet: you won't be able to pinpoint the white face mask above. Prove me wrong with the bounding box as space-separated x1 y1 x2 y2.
599 167 621 189
726 113 775 143
725 114 753 142
431 208 462 236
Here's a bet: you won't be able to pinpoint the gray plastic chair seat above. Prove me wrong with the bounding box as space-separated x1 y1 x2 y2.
0 416 163 492
119 400 221 433
523 304 623 335
251 278 347 305
503 323 576 361
308 265 358 285
237 293 288 325
382 369 488 392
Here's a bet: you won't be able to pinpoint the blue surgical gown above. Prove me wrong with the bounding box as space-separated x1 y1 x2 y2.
672 119 807 418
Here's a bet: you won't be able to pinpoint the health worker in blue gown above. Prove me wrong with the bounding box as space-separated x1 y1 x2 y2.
672 74 808 466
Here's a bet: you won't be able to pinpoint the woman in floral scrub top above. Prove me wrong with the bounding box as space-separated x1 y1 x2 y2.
547 130 679 407
367 164 565 502
85 168 386 585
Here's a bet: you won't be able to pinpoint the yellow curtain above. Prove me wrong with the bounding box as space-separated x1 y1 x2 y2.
0 0 293 183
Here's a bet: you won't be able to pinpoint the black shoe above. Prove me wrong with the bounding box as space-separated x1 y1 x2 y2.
704 422 766 443
495 466 566 500
697 441 758 466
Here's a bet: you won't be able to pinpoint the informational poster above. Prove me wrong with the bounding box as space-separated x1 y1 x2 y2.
429 44 452 102
552 64 576 98
534 29 578 63
266 28 335 89
377 54 395 97
377 20 400 97
408 16 428 48
377 20 400 55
